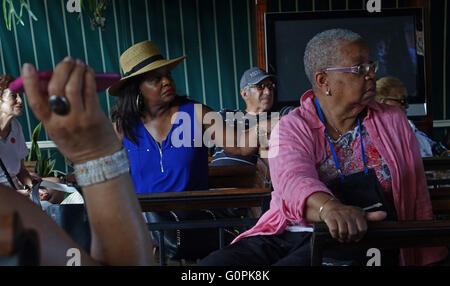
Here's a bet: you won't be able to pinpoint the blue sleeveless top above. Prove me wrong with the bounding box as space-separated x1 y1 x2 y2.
123 98 209 194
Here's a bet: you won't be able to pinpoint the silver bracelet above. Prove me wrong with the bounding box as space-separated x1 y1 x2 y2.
74 148 130 187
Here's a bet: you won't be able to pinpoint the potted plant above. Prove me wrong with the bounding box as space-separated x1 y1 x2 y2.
24 122 40 173
25 122 56 177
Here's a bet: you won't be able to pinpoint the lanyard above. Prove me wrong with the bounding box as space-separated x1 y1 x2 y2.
314 97 368 181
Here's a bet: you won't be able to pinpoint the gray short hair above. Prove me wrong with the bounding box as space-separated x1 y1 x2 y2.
304 29 365 87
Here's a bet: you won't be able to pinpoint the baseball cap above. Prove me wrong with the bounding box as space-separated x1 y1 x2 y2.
239 67 275 89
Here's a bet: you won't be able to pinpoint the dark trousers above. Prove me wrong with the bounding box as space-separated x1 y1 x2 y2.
197 231 399 266
197 232 312 266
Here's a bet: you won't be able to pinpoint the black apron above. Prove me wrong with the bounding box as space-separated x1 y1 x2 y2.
315 98 398 265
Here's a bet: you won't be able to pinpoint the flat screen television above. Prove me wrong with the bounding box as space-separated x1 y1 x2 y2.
265 8 428 117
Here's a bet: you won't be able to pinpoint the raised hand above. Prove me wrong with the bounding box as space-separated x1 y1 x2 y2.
21 57 121 164
19 57 153 265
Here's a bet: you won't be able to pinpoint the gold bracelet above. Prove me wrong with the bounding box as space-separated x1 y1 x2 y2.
318 197 336 221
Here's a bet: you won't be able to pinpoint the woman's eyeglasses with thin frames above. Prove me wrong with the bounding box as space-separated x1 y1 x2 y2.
322 61 379 76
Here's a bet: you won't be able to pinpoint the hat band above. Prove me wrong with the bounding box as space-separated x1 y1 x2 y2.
123 54 164 77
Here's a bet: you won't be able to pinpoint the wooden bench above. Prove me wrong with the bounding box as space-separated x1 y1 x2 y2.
310 185 450 265
423 157 450 188
138 188 271 213
430 187 450 217
309 158 450 266
310 220 450 266
423 157 450 172
208 158 272 189
138 188 271 265
310 183 450 265
138 163 273 265
422 157 450 218
0 212 39 266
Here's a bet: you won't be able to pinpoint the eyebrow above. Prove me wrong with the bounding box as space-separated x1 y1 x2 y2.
258 79 273 84
351 56 369 64
147 70 171 77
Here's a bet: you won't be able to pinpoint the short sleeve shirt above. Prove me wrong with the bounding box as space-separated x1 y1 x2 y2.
0 119 29 187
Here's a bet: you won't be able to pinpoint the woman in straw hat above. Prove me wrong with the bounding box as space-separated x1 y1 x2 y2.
109 41 265 195
108 40 268 261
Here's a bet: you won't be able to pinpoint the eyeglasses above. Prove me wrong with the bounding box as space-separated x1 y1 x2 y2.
250 82 276 91
381 97 408 106
322 61 379 76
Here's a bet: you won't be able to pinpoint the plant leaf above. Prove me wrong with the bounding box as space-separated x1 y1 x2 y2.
27 122 42 162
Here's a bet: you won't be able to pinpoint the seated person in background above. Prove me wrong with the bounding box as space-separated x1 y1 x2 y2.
198 28 447 266
211 67 293 166
0 75 35 196
0 75 62 204
37 176 68 211
108 41 273 259
376 76 448 157
0 58 153 265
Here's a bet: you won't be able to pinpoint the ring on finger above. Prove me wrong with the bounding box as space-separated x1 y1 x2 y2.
48 95 70 115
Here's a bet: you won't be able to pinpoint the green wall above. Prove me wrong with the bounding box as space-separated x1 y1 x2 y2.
1 0 448 174
0 0 256 173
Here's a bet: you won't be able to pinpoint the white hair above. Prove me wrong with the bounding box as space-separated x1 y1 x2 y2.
303 29 365 87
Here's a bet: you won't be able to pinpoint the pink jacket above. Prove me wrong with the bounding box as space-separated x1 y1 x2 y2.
234 90 448 266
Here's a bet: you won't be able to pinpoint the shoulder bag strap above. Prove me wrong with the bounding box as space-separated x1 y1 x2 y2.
0 158 17 189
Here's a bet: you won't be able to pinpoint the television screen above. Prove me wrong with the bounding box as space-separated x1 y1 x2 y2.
265 8 427 116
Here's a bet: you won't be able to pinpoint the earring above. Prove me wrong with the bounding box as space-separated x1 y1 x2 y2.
136 92 142 111
326 89 331 96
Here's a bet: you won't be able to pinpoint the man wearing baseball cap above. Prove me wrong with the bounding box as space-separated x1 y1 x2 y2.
210 67 293 167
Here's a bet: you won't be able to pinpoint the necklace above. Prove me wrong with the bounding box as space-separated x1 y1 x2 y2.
326 121 343 138
326 119 359 139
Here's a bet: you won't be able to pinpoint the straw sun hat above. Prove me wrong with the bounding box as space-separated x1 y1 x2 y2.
107 40 186 96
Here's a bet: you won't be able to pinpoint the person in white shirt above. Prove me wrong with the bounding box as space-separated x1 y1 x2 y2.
0 74 34 194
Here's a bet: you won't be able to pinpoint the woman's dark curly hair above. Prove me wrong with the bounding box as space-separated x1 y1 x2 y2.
0 75 16 98
110 73 147 145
